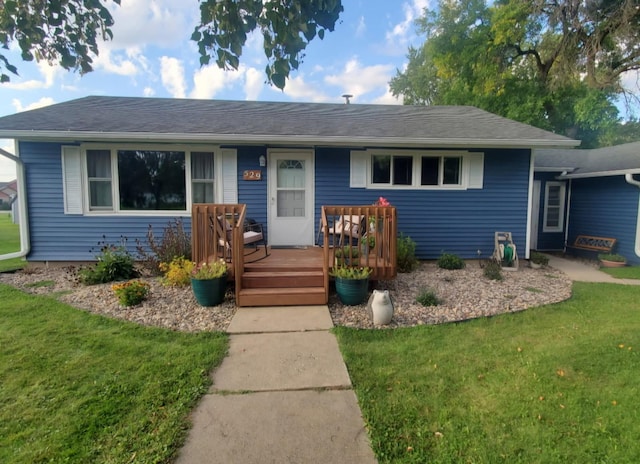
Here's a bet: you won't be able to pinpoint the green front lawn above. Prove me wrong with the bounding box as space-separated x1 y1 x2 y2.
0 212 25 272
0 284 228 464
336 282 640 463
601 265 640 280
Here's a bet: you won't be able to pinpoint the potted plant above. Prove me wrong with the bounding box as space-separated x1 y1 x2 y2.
330 266 372 305
191 259 228 306
529 251 549 269
598 253 626 268
334 246 360 266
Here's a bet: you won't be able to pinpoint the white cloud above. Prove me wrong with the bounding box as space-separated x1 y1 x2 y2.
108 0 194 49
11 97 55 113
160 56 186 98
190 65 244 99
372 87 403 105
324 58 394 100
385 0 430 50
3 62 61 90
279 75 332 102
355 16 367 37
93 48 139 76
143 87 156 97
621 70 639 93
244 67 264 100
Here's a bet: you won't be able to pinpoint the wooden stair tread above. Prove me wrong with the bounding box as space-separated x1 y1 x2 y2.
239 287 324 295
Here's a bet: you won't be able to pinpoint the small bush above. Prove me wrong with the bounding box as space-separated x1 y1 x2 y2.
530 251 549 266
437 252 466 270
136 219 191 275
416 288 440 307
159 257 194 286
397 233 419 273
483 259 503 281
112 280 150 306
78 240 137 285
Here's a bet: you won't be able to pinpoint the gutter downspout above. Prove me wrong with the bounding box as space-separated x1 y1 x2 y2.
625 173 640 259
563 175 572 253
0 147 30 260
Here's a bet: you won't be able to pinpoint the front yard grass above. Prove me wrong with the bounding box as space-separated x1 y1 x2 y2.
335 282 640 463
600 265 640 280
0 212 25 272
0 284 228 464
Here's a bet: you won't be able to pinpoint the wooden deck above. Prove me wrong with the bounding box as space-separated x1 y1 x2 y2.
192 204 397 307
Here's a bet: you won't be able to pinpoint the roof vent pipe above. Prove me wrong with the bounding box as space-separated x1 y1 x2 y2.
342 94 353 104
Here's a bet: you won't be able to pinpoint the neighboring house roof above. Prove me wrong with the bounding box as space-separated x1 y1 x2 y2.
0 180 17 197
536 141 640 178
0 96 578 149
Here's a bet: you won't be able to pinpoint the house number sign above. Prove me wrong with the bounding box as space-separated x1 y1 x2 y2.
243 170 262 181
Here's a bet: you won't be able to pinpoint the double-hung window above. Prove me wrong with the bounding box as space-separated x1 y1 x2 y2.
543 181 566 232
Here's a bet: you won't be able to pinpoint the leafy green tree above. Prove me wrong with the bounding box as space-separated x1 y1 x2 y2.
1 0 343 90
390 0 639 147
0 0 121 83
192 0 344 89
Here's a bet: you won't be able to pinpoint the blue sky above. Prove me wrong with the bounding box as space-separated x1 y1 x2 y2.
0 0 430 180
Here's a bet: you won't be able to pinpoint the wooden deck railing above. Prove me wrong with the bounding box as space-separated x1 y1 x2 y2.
192 203 246 303
320 206 397 282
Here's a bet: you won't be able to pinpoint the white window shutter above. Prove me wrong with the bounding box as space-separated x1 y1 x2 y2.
61 146 83 214
467 153 484 189
221 148 238 203
350 150 368 188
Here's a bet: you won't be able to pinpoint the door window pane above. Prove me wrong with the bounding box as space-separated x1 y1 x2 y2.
277 159 306 217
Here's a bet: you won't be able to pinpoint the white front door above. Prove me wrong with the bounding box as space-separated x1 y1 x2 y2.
268 150 314 246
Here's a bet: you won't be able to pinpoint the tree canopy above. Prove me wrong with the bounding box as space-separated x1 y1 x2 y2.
0 0 343 90
0 0 121 83
390 0 640 147
192 0 343 89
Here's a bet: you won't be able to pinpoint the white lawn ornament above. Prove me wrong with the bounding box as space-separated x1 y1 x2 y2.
367 290 394 325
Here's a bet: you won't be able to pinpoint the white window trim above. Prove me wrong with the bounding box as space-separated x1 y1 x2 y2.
543 181 566 233
77 143 226 216
364 149 483 190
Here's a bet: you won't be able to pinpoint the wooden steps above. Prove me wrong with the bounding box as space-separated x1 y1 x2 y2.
236 248 327 307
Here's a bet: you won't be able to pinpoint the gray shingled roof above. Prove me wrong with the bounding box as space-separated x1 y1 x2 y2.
536 141 640 177
0 96 577 148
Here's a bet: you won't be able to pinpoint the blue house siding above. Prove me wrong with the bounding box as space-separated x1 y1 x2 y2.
237 146 268 241
315 147 531 260
533 172 568 250
568 176 640 264
21 141 533 262
21 141 190 261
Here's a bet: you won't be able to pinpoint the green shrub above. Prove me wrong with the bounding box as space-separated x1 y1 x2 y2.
112 280 150 306
78 241 137 285
330 266 372 280
437 252 466 270
416 288 440 307
483 259 503 281
530 251 549 266
598 253 626 263
397 233 419 273
159 257 194 287
136 219 191 275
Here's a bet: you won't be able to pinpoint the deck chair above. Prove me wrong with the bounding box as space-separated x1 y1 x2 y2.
327 215 365 246
212 215 269 262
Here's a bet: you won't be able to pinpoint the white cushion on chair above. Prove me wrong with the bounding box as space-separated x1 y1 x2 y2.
243 230 263 244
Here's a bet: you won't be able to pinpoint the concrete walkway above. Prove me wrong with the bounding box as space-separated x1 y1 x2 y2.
175 305 377 464
546 254 640 285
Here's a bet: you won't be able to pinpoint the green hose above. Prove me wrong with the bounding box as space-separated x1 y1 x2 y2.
503 244 513 264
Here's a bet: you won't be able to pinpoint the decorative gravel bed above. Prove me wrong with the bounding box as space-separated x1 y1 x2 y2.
0 261 572 332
